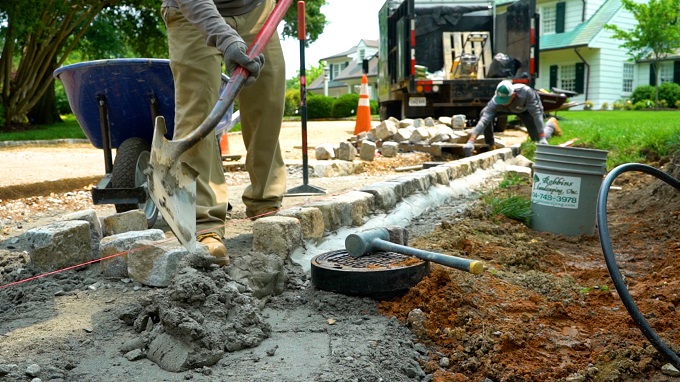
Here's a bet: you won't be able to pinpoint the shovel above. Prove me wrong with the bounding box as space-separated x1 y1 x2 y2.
145 0 294 251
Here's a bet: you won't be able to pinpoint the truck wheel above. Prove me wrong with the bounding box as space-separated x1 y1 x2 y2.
494 116 508 132
110 137 158 228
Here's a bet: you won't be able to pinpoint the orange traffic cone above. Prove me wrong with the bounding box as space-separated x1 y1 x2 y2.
354 74 372 135
219 133 230 155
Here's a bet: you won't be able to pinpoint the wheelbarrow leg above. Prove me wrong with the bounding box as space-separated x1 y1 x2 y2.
97 95 114 174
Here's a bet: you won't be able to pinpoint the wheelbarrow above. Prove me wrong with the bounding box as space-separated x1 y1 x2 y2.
53 58 234 227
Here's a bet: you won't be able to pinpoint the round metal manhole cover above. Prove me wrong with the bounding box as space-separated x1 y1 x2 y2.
311 249 430 299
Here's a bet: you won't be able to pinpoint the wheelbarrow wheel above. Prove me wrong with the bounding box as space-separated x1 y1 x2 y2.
110 137 158 227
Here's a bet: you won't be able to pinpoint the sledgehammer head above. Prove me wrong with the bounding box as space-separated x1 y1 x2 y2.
345 228 391 258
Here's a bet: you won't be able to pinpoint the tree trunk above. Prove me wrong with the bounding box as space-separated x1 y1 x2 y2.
27 81 62 125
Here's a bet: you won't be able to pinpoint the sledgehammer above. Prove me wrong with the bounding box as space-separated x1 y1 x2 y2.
345 228 484 275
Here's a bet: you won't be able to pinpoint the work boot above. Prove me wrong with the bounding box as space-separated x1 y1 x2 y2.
245 206 280 221
197 232 229 266
545 117 562 138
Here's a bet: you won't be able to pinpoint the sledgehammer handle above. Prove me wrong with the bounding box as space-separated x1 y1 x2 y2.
373 239 484 275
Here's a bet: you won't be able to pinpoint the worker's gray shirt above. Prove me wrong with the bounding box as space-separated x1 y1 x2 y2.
471 84 545 136
161 0 263 55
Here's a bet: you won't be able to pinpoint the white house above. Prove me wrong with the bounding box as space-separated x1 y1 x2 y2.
533 0 680 109
307 39 379 100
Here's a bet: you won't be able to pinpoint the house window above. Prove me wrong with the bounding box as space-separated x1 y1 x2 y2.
332 64 341 79
541 5 556 34
623 63 634 93
659 61 673 84
359 49 365 61
560 64 576 92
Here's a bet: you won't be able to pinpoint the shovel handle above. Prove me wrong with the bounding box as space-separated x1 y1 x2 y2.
170 0 294 156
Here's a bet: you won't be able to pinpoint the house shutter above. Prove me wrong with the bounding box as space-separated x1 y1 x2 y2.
550 65 558 89
649 64 656 86
575 63 585 94
674 60 680 83
556 2 566 33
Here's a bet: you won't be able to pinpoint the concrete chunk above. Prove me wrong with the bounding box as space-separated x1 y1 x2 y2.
359 140 376 161
128 238 208 287
228 251 285 299
24 220 92 272
337 141 358 161
102 210 147 237
304 199 351 232
380 141 399 157
61 209 102 257
252 216 303 260
314 144 337 160
312 160 363 178
98 229 165 279
276 207 325 239
330 191 375 226
359 182 402 211
387 173 430 196
373 119 398 141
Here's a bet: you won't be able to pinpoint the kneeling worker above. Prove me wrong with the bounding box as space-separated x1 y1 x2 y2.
464 80 558 157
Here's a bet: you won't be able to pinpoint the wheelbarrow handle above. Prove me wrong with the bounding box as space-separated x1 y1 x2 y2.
168 0 294 157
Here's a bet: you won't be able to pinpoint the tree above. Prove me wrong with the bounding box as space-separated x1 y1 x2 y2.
286 61 327 90
604 0 680 106
0 0 164 128
0 0 326 129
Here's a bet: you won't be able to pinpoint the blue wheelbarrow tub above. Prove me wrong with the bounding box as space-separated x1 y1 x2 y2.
53 58 232 150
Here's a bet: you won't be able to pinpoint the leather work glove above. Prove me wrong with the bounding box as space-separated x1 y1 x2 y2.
224 41 265 87
463 141 475 157
538 138 549 145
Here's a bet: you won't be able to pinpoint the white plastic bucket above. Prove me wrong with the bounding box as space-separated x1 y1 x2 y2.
531 145 609 236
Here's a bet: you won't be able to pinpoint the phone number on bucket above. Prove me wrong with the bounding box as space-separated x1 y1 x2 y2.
532 193 577 204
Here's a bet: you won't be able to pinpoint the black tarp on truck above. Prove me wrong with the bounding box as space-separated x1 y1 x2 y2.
377 0 539 127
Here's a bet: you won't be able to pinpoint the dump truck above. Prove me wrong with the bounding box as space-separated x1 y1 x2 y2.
377 0 541 129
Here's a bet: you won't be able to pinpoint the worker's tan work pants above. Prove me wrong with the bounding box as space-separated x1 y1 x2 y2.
162 0 287 238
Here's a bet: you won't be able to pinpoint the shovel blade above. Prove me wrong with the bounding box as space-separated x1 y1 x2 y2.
146 116 198 252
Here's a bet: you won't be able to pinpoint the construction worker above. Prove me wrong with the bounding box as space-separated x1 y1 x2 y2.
464 80 557 157
161 0 287 265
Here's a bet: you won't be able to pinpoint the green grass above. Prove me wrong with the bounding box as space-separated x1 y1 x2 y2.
536 110 680 169
482 193 533 225
0 115 86 141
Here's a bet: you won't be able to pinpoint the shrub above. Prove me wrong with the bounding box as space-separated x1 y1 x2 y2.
633 100 654 110
370 99 378 115
658 82 680 108
584 100 594 110
600 102 609 111
284 88 300 116
306 93 334 119
331 93 360 118
612 99 627 110
0 102 5 128
631 85 656 104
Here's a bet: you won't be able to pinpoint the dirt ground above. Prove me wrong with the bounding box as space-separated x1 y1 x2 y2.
0 122 679 381
379 154 680 381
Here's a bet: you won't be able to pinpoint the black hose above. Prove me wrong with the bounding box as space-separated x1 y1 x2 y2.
597 162 680 369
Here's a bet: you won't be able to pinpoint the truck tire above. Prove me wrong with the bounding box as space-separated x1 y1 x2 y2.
110 137 158 228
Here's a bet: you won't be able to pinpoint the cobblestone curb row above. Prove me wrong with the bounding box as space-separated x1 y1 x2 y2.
255 147 518 259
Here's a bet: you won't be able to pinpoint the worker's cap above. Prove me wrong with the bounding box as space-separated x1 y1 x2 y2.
494 80 515 105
